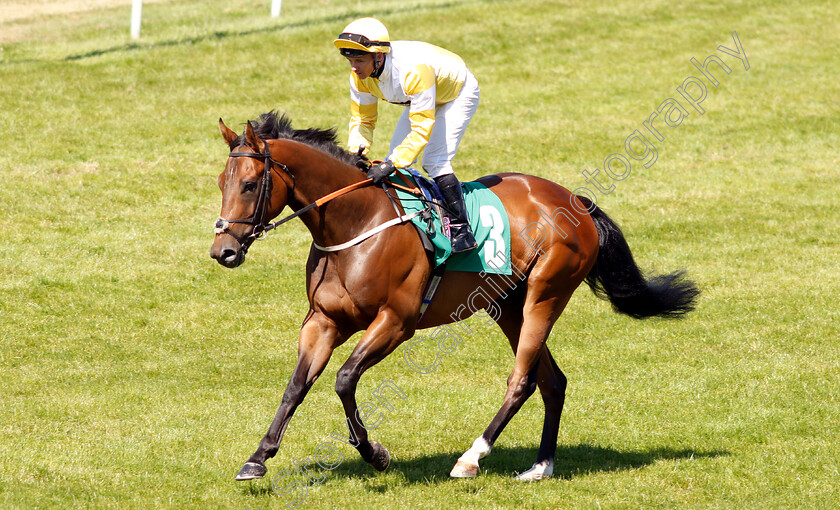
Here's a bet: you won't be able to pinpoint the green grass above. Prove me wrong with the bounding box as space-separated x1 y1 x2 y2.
1 0 839 508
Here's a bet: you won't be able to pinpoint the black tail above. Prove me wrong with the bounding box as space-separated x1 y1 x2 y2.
579 197 700 319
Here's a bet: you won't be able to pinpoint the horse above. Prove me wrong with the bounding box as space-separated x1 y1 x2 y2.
210 111 699 482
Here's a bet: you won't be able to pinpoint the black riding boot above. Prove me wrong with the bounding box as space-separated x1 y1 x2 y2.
434 173 477 253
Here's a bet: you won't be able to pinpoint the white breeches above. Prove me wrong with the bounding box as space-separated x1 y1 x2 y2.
389 70 480 178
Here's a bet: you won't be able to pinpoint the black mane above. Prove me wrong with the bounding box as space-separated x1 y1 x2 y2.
230 110 362 167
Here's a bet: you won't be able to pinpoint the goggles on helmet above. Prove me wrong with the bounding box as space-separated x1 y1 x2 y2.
337 32 391 50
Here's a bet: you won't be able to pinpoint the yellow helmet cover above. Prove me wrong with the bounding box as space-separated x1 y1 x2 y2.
334 17 391 54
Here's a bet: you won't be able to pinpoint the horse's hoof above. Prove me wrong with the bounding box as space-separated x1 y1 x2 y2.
449 460 480 478
369 441 390 472
235 462 267 481
515 460 553 481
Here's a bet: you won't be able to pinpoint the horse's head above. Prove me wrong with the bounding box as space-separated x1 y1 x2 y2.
210 119 292 268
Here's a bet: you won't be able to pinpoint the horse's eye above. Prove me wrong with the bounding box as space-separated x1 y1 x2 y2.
242 181 258 193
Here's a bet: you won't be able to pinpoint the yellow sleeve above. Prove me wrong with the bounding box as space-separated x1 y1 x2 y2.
348 72 378 156
389 64 437 168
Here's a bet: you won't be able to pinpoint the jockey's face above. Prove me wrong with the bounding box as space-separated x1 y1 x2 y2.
346 53 377 79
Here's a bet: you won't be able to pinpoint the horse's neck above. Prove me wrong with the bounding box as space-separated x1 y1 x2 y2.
281 142 359 200
273 140 388 245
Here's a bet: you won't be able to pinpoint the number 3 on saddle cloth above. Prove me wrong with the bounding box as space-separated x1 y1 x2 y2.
390 168 512 321
392 168 512 274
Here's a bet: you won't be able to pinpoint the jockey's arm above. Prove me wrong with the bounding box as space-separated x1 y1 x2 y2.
348 73 378 157
389 64 437 169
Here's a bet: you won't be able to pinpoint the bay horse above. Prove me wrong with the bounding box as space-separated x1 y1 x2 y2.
210 111 699 482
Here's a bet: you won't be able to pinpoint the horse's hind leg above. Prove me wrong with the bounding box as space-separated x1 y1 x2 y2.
450 284 572 480
496 290 567 480
517 346 566 480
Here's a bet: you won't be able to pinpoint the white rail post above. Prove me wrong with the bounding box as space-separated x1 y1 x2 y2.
130 0 143 39
271 0 282 17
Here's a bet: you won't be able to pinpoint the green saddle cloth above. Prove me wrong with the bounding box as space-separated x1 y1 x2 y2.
392 170 512 275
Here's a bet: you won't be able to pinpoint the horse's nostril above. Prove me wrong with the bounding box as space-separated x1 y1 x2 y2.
221 249 238 262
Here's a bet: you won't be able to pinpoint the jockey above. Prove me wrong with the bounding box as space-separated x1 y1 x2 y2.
334 17 479 253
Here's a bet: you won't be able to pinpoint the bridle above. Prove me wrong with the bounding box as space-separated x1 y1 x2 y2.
214 137 429 254
213 138 296 254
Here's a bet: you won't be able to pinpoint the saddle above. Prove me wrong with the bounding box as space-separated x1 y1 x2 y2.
388 169 512 276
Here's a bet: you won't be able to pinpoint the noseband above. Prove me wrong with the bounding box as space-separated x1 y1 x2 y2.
214 138 294 253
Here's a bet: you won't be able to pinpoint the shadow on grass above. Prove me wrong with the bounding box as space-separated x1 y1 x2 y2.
239 482 275 497
330 443 729 484
234 444 730 502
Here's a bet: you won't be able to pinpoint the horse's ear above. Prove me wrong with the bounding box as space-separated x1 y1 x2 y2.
244 121 263 151
219 118 238 146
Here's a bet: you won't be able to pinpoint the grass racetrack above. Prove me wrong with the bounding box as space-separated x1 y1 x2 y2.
1 0 838 508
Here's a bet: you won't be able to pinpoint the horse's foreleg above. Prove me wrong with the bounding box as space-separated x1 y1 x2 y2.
334 310 408 472
236 314 340 481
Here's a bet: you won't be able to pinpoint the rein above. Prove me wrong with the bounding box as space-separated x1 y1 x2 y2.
215 141 426 253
